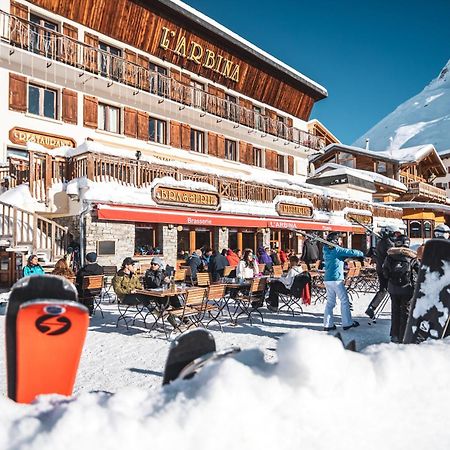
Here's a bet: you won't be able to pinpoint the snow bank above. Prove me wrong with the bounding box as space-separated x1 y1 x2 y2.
1 330 450 450
0 184 42 212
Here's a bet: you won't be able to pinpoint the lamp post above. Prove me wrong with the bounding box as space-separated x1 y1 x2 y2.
135 150 142 186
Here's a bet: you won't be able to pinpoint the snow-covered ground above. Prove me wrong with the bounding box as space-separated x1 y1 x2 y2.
1 292 450 449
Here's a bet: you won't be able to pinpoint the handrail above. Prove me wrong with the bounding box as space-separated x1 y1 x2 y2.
1 9 325 151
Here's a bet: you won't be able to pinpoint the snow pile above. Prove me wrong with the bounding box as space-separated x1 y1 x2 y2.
0 184 42 212
150 176 218 193
1 330 450 449
354 59 450 153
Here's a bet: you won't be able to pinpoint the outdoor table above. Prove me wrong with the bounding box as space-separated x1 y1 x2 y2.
136 287 189 337
214 278 252 322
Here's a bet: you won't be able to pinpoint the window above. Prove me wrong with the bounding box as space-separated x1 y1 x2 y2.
149 117 167 144
338 152 355 168
28 84 57 119
424 221 432 239
253 105 265 131
29 14 58 56
99 42 122 80
226 94 238 122
377 161 387 174
98 103 120 133
97 240 116 256
149 62 168 96
190 129 205 153
225 139 237 161
190 81 206 110
253 147 263 167
409 221 421 239
277 154 285 172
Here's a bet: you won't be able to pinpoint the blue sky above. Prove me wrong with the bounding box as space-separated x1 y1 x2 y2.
183 0 450 144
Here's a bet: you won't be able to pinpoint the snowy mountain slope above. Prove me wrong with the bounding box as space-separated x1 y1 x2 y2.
353 60 450 153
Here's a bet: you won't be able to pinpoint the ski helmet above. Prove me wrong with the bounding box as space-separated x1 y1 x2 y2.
434 224 450 238
327 232 341 244
394 235 410 248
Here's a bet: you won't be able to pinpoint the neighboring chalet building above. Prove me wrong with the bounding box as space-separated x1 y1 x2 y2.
433 148 450 198
0 0 402 284
309 143 448 243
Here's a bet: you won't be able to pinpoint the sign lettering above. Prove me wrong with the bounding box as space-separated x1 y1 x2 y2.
276 202 314 219
9 127 76 149
345 213 373 225
159 26 240 83
154 186 220 210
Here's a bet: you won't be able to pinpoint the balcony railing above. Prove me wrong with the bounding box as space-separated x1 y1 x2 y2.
19 149 402 220
1 10 326 151
399 171 447 202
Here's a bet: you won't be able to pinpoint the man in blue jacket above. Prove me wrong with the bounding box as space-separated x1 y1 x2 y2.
323 232 364 331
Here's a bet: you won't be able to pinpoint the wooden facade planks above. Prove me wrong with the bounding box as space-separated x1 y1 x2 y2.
62 88 78 124
26 0 320 119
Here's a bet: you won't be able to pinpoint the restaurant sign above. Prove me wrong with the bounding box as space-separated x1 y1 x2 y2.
9 127 76 149
153 186 220 210
345 212 373 225
159 27 240 82
276 202 314 219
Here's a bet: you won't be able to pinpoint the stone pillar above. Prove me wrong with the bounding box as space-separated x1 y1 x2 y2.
157 224 178 268
213 227 229 251
256 229 271 249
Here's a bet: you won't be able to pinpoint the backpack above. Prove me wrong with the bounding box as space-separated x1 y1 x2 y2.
389 258 412 287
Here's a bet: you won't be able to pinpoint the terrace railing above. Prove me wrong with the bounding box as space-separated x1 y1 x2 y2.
1 10 326 151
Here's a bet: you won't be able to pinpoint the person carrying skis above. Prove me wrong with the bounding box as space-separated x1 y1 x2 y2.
323 232 364 331
22 254 45 277
365 225 401 318
382 235 419 343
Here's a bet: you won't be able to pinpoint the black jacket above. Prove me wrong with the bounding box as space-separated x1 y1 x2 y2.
76 262 104 295
208 254 229 281
382 247 419 297
144 268 167 289
375 236 394 273
302 239 319 264
188 253 204 280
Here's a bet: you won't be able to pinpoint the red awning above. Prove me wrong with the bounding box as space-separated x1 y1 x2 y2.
96 204 362 233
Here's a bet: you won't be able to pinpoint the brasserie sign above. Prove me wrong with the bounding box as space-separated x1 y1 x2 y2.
153 186 219 209
276 202 314 219
345 212 373 225
159 27 240 82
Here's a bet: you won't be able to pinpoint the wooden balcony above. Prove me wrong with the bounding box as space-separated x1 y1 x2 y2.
19 150 403 221
399 171 447 202
2 10 325 151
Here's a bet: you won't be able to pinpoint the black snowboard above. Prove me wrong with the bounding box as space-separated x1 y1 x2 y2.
404 239 450 344
6 275 79 400
162 328 216 385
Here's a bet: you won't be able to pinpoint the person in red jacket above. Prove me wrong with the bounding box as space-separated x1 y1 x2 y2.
279 249 288 264
226 249 240 266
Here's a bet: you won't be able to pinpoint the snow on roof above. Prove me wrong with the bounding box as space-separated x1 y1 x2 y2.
342 207 372 217
273 195 314 208
150 176 218 193
314 162 408 191
386 201 450 214
159 0 327 98
0 184 43 212
320 143 444 167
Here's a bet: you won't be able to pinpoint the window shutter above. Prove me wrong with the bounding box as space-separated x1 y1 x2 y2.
265 149 277 171
62 89 78 124
62 23 78 65
123 108 137 138
84 33 99 72
181 124 191 150
137 111 149 141
10 1 28 46
124 49 137 86
170 121 181 148
9 73 27 112
208 132 218 157
217 134 225 159
83 95 98 128
239 142 248 164
137 54 149 90
288 156 294 175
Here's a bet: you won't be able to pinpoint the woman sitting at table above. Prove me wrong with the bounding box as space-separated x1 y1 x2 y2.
266 255 304 312
236 250 259 279
144 257 182 308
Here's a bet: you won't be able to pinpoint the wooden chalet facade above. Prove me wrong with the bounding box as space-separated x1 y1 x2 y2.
0 0 403 282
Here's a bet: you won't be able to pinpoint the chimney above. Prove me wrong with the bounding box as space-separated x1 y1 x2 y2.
365 138 370 150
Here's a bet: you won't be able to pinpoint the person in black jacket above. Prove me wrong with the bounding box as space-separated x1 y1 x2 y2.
365 226 401 318
301 237 319 269
76 252 104 314
208 249 229 281
382 235 419 343
187 250 204 282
